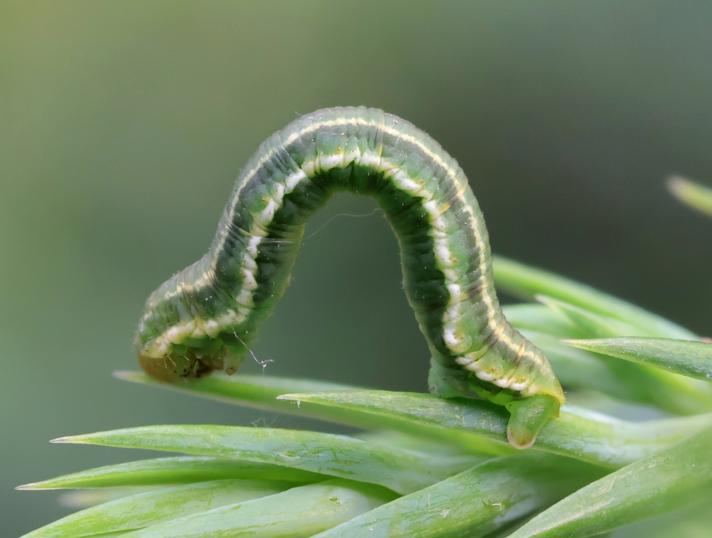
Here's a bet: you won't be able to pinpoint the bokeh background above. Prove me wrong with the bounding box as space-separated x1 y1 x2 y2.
3 1 712 535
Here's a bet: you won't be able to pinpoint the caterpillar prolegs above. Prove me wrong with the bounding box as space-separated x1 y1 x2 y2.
135 107 565 448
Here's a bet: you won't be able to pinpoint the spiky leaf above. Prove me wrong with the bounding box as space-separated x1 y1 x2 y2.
122 480 394 538
52 425 474 494
506 426 712 537
21 479 287 538
493 256 694 339
667 176 712 218
278 390 712 467
315 456 603 538
566 337 712 382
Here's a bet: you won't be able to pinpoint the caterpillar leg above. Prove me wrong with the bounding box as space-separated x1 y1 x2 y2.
138 340 240 382
505 395 560 449
428 359 560 449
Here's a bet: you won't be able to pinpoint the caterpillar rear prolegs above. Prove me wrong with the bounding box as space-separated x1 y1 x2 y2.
506 395 560 449
135 107 565 448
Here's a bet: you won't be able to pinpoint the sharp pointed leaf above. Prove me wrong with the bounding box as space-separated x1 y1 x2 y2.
314 456 603 538
536 295 639 339
115 371 358 423
667 176 712 218
117 371 410 433
58 489 155 509
567 337 712 383
506 426 712 537
493 256 694 339
503 304 580 338
277 390 712 467
21 479 287 538
52 425 475 494
523 330 636 398
122 480 394 538
17 456 323 490
525 331 712 414
607 498 711 538
515 304 712 411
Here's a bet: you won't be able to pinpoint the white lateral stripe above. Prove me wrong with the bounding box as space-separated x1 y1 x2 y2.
144 113 519 387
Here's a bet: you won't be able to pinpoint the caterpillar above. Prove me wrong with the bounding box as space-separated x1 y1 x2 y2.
135 107 565 448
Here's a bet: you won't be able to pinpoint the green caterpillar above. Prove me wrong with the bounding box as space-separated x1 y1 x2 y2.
135 107 565 448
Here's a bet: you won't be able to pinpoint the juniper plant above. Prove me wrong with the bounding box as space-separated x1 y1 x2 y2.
18 181 712 538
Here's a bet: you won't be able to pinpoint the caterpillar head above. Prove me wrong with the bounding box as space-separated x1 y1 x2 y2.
135 318 237 382
138 345 229 382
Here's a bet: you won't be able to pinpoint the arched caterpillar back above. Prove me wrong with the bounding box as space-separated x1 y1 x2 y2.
136 107 565 448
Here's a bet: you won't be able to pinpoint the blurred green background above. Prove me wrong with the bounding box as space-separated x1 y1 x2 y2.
3 1 712 535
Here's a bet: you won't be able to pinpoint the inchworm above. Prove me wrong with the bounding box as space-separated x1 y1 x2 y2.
135 107 565 448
